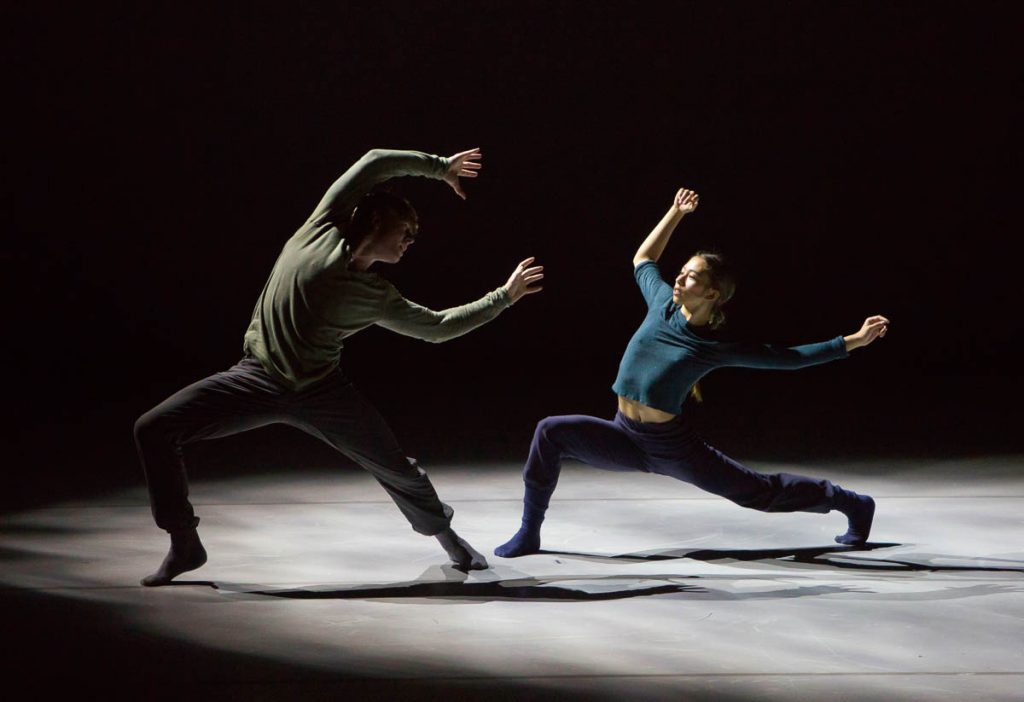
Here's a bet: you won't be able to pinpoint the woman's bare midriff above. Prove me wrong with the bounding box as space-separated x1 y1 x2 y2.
616 396 677 424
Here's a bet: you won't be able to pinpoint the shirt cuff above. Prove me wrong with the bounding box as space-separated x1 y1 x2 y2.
494 286 513 308
833 335 850 358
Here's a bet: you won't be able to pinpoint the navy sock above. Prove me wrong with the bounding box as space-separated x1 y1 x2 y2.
832 485 875 546
494 484 554 558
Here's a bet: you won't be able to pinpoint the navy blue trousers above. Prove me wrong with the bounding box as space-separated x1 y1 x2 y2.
524 412 835 513
133 358 453 535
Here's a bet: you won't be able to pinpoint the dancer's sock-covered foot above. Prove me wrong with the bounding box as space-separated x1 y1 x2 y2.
835 494 875 546
141 529 207 586
494 526 541 558
435 528 489 571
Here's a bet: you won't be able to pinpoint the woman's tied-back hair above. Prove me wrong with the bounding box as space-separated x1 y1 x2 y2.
689 250 737 403
347 190 418 248
693 250 737 330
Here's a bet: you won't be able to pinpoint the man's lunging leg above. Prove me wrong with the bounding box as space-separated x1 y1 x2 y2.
299 377 488 571
133 359 286 585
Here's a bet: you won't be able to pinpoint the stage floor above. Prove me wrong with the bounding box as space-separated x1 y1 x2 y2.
2 457 1022 701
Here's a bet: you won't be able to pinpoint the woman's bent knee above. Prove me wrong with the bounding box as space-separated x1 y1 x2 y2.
534 415 573 444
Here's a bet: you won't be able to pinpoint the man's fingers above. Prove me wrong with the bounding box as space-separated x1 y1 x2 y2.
518 257 536 268
524 274 544 284
459 170 478 178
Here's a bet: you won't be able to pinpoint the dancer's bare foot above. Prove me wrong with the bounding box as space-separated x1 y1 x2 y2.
141 528 208 586
435 528 488 571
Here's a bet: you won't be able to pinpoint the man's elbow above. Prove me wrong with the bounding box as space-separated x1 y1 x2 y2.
413 325 451 344
360 149 388 165
425 325 470 344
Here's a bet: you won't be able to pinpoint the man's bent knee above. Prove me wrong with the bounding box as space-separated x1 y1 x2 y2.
133 410 162 446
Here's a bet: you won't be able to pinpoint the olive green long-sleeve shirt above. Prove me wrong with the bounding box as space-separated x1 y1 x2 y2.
242 149 511 390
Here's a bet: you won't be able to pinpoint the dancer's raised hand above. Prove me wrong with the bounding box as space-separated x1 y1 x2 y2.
844 315 890 351
443 148 482 200
503 257 544 303
673 188 700 215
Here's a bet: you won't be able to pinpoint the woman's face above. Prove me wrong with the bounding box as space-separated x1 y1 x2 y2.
672 256 719 307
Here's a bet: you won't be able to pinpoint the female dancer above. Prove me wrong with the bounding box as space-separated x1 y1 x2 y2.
495 188 888 558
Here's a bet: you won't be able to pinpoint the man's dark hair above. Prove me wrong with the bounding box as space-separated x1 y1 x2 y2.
347 190 418 247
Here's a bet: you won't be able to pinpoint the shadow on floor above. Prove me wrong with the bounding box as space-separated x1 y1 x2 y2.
222 565 705 602
539 543 1024 575
209 544 1024 604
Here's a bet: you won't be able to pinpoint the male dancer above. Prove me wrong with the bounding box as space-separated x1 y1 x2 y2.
134 147 543 585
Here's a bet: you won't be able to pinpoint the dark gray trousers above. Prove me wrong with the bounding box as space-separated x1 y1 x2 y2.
133 358 453 535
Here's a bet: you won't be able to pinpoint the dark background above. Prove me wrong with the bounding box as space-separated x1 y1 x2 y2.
5 2 1020 509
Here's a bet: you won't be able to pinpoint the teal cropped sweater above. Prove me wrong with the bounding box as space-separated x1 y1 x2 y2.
611 261 848 414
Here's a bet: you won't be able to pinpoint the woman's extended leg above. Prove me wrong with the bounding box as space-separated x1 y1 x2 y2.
494 414 646 557
635 420 875 545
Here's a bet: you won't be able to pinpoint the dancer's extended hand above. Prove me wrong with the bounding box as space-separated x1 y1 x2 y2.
503 257 544 303
673 188 699 215
844 315 890 351
443 148 482 200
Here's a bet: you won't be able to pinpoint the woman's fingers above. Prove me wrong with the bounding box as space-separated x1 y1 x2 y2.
675 188 700 211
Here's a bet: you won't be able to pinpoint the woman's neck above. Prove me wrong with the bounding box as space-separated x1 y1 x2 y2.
679 302 712 327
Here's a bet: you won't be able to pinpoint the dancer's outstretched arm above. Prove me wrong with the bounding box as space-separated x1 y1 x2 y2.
722 315 890 370
376 257 544 342
633 188 699 265
309 147 482 223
